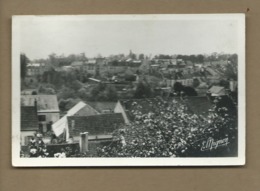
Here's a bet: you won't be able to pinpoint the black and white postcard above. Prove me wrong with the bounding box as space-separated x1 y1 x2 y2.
12 14 245 166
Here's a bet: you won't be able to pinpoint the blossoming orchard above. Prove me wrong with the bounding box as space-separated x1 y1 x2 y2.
97 96 237 157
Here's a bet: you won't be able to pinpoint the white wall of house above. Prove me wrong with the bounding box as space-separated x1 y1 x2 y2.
38 112 60 132
21 131 36 146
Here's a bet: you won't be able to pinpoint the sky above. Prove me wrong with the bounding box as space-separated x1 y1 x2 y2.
18 15 241 60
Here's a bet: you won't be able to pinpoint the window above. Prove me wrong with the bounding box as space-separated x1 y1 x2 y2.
38 115 46 122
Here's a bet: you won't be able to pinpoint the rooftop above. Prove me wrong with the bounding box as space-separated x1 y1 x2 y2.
208 86 225 94
85 101 117 113
21 95 59 112
67 113 125 137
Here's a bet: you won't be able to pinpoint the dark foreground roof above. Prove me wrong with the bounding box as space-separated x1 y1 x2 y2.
21 106 39 131
183 96 212 116
67 113 125 137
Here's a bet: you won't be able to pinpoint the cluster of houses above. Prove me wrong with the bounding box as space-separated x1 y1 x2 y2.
57 57 144 77
20 93 130 152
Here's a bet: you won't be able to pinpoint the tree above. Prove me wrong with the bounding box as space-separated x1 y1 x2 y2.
183 86 198 96
173 82 198 96
138 54 145 60
192 78 200 88
197 54 204 63
134 81 152 98
89 83 118 101
102 85 118 101
173 82 184 93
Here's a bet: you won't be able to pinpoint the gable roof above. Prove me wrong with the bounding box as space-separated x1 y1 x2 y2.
67 113 125 137
21 95 59 112
52 101 88 137
75 103 100 116
85 101 117 113
21 106 39 131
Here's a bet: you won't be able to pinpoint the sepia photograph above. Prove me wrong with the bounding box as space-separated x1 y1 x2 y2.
12 14 245 166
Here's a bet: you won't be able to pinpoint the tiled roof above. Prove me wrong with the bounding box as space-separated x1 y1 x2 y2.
21 95 59 112
67 113 125 137
21 106 39 131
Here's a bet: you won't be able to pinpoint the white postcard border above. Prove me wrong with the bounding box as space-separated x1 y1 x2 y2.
12 14 245 167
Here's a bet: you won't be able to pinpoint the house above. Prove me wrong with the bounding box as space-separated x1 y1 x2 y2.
165 79 194 87
52 101 99 140
21 89 38 95
21 106 39 146
208 86 226 96
21 95 60 132
26 63 46 76
61 65 73 71
71 61 84 69
82 59 97 75
106 61 127 74
67 113 125 142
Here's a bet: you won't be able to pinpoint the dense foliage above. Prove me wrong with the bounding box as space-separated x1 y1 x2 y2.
97 96 237 157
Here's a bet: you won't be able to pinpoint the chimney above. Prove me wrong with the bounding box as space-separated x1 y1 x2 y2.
80 132 88 153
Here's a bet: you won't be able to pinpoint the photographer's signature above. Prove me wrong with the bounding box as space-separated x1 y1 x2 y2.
201 137 229 151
